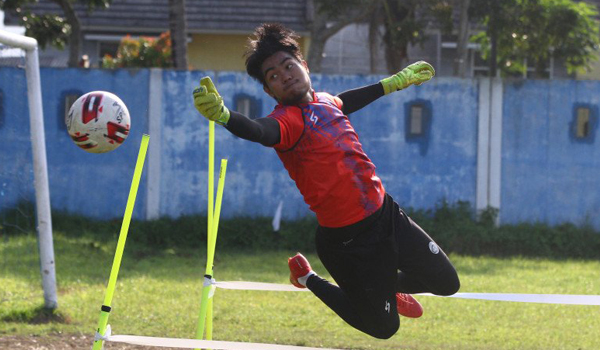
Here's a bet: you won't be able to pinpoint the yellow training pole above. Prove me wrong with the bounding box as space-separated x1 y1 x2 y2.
92 134 150 350
208 122 215 273
195 119 215 341
206 159 227 340
206 297 214 340
196 157 228 341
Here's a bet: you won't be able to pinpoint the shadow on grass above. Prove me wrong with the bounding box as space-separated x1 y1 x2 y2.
1 305 71 325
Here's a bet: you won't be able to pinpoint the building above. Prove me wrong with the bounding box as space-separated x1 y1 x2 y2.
2 0 311 69
2 0 600 78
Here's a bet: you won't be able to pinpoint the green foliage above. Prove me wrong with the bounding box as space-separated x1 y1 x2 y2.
2 200 599 259
101 32 173 68
315 0 453 73
20 13 69 50
405 200 600 259
0 200 36 235
1 0 112 50
469 0 600 77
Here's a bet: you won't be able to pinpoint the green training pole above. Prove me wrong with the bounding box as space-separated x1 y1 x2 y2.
196 158 227 342
92 134 150 350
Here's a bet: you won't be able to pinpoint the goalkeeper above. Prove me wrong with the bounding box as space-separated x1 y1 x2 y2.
193 23 460 339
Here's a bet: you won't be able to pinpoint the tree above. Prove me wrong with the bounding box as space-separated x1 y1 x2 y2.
470 0 600 78
168 0 187 69
307 0 380 72
454 0 471 77
310 0 453 74
1 0 112 67
376 0 453 73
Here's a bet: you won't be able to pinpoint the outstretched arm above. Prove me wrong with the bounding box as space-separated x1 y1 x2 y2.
226 112 280 147
337 83 384 115
338 61 435 115
193 77 280 147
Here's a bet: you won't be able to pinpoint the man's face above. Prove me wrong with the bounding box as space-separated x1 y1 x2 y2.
261 51 313 105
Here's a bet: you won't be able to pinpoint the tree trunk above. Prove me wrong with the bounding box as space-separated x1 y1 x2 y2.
53 0 81 68
381 0 411 74
454 0 471 77
306 16 327 72
384 44 408 73
368 7 382 74
169 0 188 69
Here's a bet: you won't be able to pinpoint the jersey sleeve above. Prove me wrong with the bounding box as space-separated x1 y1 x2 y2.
331 95 343 110
317 92 343 111
267 106 304 151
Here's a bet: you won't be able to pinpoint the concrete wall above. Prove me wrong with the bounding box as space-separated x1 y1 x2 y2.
1 67 599 229
1 67 150 219
502 80 600 227
150 71 478 220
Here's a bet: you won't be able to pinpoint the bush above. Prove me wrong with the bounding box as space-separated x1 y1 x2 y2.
404 200 600 259
2 201 599 259
102 31 173 68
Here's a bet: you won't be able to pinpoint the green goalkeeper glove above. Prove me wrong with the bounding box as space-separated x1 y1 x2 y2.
380 61 435 95
193 76 231 126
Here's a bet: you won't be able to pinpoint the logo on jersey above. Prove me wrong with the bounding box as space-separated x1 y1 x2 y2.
309 111 319 125
385 300 391 313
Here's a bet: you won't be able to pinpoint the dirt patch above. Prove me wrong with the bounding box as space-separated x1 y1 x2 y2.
0 334 182 350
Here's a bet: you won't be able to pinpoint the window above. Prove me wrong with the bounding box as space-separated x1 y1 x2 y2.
234 94 261 120
576 107 590 139
236 97 252 117
571 104 597 143
410 105 424 136
404 100 433 155
60 91 82 131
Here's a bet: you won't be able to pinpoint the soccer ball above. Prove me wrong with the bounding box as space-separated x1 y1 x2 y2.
66 91 131 153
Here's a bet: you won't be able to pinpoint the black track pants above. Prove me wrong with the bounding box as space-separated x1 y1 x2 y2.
306 194 460 339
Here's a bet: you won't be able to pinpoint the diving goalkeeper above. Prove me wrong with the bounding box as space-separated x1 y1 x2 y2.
192 23 460 339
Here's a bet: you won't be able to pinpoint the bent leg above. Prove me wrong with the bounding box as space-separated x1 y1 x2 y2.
308 224 400 339
395 210 460 296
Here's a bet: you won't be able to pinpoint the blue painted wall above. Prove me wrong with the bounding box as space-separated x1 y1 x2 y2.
1 67 598 228
503 80 600 227
156 72 478 220
1 67 150 219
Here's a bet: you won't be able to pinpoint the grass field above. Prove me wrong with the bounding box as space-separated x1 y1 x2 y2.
1 233 600 350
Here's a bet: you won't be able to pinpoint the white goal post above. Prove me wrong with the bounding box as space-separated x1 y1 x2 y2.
0 29 57 309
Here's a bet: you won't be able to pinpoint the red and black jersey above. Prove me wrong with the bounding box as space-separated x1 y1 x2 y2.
267 91 385 228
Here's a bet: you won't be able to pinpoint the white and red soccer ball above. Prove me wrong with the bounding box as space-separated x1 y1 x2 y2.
66 91 130 153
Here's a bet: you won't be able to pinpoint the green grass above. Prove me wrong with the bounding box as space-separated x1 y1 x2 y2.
1 233 600 350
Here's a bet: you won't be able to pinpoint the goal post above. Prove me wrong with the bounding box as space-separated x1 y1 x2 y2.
0 29 57 309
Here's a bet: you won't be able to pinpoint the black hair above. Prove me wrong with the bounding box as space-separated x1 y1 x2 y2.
244 23 304 85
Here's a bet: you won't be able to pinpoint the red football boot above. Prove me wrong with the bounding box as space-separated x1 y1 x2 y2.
396 293 424 318
288 253 313 288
